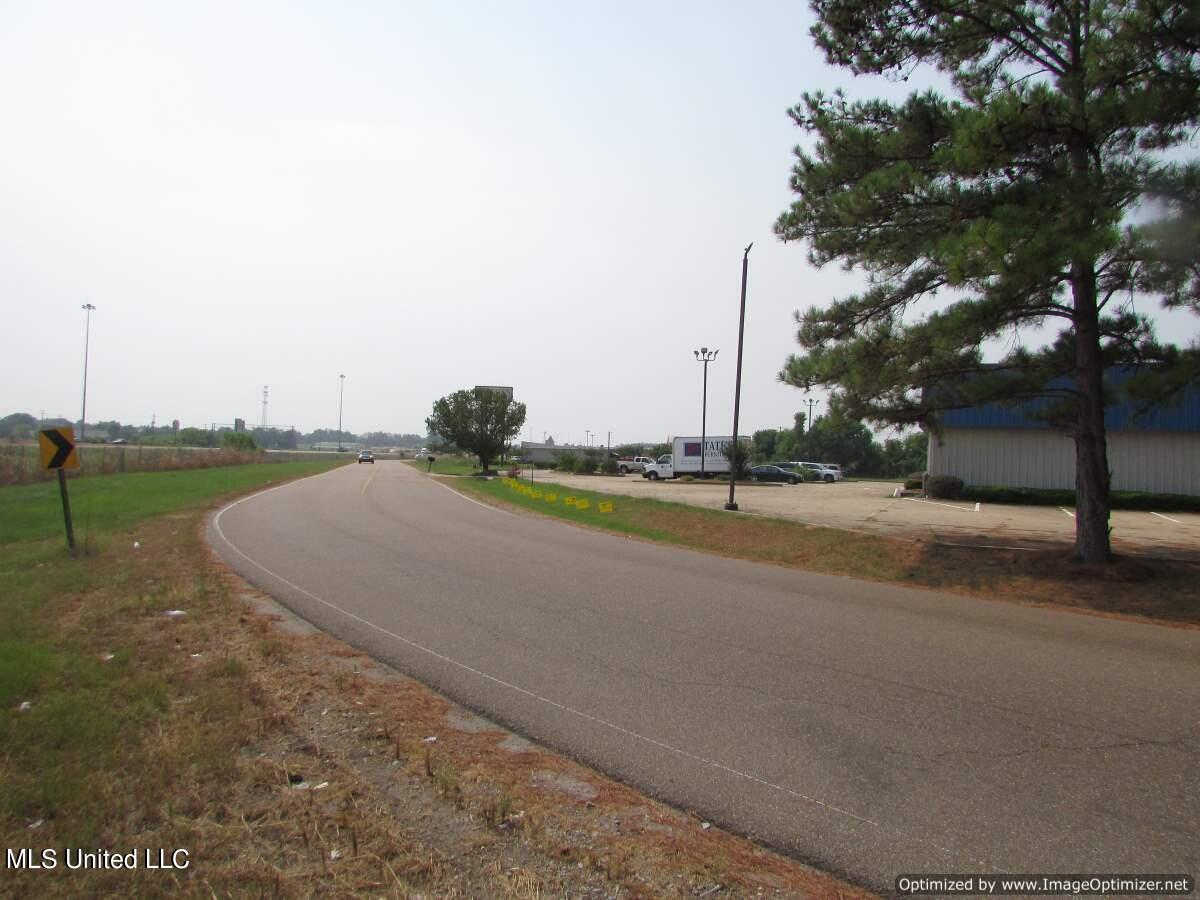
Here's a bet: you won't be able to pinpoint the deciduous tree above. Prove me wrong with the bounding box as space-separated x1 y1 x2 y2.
425 388 527 473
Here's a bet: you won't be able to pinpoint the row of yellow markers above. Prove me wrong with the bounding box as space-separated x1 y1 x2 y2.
501 478 615 513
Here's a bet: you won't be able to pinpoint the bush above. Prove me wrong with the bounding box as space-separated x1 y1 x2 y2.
904 471 926 491
601 458 619 475
556 452 578 474
221 432 258 452
926 474 964 499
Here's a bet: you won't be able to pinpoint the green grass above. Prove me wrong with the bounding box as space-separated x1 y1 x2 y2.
0 459 349 544
404 456 491 476
0 457 348 849
457 475 683 542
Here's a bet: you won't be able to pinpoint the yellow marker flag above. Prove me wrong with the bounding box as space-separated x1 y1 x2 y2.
598 501 614 513
575 499 590 510
531 490 543 499
564 496 577 506
544 493 557 503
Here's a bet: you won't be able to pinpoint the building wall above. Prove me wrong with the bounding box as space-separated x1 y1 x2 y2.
927 428 1200 495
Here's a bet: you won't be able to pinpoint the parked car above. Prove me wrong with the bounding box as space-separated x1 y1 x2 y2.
617 456 655 474
795 461 842 482
358 451 375 464
751 465 800 484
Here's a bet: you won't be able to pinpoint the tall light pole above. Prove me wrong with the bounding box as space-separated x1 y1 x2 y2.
80 304 96 442
805 397 819 433
694 347 718 477
337 374 346 451
725 244 752 512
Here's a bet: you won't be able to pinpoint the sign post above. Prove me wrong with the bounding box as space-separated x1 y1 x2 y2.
38 427 80 553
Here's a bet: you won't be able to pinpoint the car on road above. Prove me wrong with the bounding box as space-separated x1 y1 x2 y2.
751 465 800 484
358 451 374 464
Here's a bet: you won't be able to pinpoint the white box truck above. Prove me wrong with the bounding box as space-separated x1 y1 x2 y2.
642 436 748 480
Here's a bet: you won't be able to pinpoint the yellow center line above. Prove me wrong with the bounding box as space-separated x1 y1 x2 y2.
361 469 377 495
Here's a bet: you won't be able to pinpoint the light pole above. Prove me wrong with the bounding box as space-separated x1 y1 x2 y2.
585 429 592 448
725 244 752 512
805 397 819 433
694 347 718 477
337 374 346 451
80 304 96 442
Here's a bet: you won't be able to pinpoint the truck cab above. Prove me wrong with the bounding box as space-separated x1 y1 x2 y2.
642 454 674 480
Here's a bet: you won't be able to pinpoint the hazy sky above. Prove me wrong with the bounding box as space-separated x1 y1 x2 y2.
4 2 1197 445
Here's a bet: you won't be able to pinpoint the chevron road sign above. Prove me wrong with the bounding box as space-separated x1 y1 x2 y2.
37 427 78 552
38 427 79 470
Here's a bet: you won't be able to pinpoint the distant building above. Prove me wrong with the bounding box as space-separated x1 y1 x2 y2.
520 441 591 464
927 372 1200 495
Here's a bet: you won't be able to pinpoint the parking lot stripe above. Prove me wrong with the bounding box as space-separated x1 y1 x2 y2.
902 497 978 512
1059 507 1075 519
1150 511 1183 525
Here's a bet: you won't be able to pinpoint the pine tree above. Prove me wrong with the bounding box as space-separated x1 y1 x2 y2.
777 0 1200 562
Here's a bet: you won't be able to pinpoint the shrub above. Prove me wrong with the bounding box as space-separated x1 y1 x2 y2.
556 452 578 474
904 471 926 491
601 458 619 475
926 474 964 499
221 432 258 452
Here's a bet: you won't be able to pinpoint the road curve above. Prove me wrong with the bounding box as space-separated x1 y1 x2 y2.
208 462 1200 892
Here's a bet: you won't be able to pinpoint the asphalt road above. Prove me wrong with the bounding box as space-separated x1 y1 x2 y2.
208 463 1200 892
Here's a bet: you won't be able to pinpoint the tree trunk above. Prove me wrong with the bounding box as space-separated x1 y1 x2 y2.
1065 17 1112 565
1072 263 1113 564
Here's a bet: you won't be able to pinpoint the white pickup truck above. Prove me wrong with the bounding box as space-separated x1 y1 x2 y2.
616 456 655 474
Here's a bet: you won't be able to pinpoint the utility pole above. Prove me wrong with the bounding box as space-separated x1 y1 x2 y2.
80 304 96 441
262 385 269 428
725 244 752 512
337 374 346 451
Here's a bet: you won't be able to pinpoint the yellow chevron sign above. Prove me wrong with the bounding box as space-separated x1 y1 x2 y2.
39 427 79 470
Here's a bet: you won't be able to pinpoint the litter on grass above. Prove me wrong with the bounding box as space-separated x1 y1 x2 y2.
165 610 187 617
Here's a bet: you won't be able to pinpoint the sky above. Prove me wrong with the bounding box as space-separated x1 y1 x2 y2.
3 2 1198 447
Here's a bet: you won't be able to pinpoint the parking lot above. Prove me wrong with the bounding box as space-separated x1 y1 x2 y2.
522 471 1200 560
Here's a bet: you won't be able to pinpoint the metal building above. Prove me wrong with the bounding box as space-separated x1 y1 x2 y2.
927 375 1200 496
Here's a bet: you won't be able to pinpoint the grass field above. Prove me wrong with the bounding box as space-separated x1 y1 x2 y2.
403 455 490 476
454 474 1200 625
0 460 350 545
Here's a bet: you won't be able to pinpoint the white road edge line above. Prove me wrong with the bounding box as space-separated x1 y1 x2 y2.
211 473 999 870
1059 507 1076 519
1149 511 1182 525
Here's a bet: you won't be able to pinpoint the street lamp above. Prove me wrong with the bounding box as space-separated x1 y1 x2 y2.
80 304 96 442
693 347 718 477
337 374 346 451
